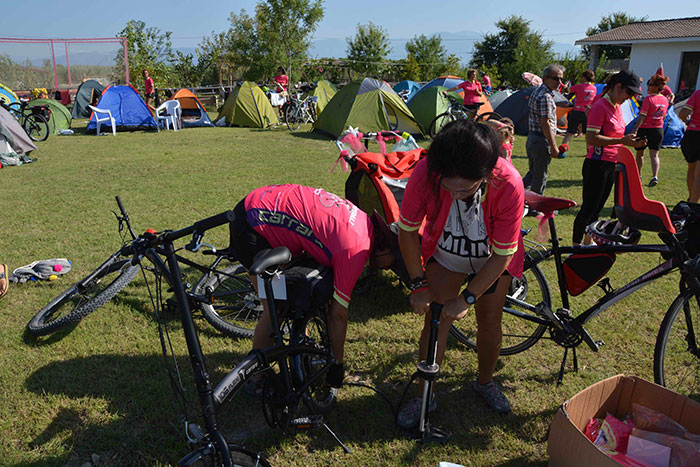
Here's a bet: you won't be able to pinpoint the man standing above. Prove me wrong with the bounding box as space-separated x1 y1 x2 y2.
524 64 565 194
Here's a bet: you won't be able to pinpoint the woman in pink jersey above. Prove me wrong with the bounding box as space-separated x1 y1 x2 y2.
228 184 404 395
678 89 700 202
444 69 484 113
562 70 597 148
631 74 670 187
572 70 648 245
396 119 524 427
143 69 155 110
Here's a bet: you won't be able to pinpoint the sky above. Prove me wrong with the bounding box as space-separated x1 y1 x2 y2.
2 0 699 60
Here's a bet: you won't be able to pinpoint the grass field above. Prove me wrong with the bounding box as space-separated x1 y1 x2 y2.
0 119 692 466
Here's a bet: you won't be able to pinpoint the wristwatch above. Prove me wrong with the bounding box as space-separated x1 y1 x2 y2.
407 275 427 292
462 289 476 305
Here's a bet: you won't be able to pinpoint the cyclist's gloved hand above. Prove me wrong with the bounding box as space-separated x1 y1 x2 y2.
327 362 344 388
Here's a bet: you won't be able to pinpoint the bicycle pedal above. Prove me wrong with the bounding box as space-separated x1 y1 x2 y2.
595 340 605 347
290 414 324 429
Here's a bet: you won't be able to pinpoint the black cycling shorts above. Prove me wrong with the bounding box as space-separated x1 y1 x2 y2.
566 110 587 134
637 127 664 151
681 130 700 163
229 199 271 270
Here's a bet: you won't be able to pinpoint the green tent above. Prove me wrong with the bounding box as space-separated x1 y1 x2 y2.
312 80 337 116
218 81 278 128
72 79 105 118
28 99 72 134
313 78 422 138
407 86 451 134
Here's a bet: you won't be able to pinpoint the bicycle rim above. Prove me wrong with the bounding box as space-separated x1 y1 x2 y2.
24 114 50 141
429 113 454 138
475 111 502 123
654 292 700 401
285 105 302 132
449 264 550 355
294 309 336 414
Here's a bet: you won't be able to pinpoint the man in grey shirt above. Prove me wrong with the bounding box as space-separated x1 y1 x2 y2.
524 64 565 194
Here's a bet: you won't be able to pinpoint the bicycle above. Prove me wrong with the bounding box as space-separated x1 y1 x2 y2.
120 215 344 462
449 148 700 395
428 96 501 138
26 196 262 338
282 83 318 132
1 97 50 141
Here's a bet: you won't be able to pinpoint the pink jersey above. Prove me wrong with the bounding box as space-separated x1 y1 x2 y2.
639 94 669 129
457 81 482 105
144 77 154 94
245 184 372 308
586 95 625 163
570 83 597 111
661 85 673 99
398 157 524 278
273 74 288 92
482 75 491 87
682 90 700 131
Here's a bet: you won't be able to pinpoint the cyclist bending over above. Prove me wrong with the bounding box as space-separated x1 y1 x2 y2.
228 184 403 393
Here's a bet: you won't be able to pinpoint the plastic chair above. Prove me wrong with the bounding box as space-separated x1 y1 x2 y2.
156 100 182 131
88 105 116 136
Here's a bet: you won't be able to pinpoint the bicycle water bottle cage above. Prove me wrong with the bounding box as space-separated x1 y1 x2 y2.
250 247 292 278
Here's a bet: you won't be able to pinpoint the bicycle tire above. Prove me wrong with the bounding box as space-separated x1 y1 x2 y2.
24 113 50 141
449 263 551 355
285 103 302 132
475 111 502 123
198 264 262 338
179 443 271 467
653 291 700 401
428 112 456 139
27 258 138 336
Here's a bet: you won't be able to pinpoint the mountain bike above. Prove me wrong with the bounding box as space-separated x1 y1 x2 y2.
428 97 501 138
26 196 261 338
1 98 50 141
450 184 700 395
283 83 318 132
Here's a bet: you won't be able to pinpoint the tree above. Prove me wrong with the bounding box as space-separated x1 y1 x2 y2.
471 16 553 87
583 12 647 60
405 34 447 81
346 22 391 78
114 20 173 86
402 55 421 81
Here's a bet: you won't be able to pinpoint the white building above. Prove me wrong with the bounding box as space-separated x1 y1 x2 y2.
576 17 700 100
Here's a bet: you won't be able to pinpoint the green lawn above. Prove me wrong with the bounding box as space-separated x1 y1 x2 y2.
0 120 691 466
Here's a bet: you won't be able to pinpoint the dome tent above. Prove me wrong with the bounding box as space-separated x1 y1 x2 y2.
217 81 279 128
171 89 214 127
72 79 105 118
86 85 157 132
28 99 72 134
311 80 337 116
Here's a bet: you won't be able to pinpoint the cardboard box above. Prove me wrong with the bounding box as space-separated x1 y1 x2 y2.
547 375 700 466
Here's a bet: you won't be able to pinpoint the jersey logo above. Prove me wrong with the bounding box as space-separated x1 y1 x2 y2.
247 208 332 259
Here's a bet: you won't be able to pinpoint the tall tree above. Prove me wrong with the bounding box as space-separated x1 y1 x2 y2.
471 16 553 87
346 22 391 78
114 20 173 86
405 34 447 81
583 12 648 60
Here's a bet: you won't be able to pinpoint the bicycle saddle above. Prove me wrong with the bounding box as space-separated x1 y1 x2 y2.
250 247 292 278
524 191 577 214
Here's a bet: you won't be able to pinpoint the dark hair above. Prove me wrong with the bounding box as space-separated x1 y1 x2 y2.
277 66 286 74
467 68 477 80
602 71 626 95
427 119 501 183
648 74 669 87
581 69 595 82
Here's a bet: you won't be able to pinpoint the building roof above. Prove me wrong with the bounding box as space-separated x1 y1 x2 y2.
576 16 700 45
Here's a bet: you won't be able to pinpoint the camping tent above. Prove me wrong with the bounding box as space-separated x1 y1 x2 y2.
488 90 513 110
72 79 106 118
86 85 157 132
312 80 337 116
393 80 421 101
494 86 570 135
0 82 19 107
408 76 465 106
0 105 37 155
171 89 213 127
625 105 685 148
217 81 279 128
28 99 72 134
408 86 450 134
313 78 422 138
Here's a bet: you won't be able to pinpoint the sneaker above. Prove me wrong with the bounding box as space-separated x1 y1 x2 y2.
649 177 659 187
473 380 511 414
396 395 437 430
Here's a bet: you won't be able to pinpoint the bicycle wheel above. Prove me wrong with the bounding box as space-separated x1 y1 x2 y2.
475 111 502 123
198 264 262 338
654 291 700 401
27 258 138 336
285 103 302 132
179 443 271 467
23 113 50 141
449 263 551 355
294 307 336 414
428 112 456 139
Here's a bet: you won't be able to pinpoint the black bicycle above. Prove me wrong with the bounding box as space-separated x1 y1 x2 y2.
1 98 50 141
26 197 261 338
428 97 501 138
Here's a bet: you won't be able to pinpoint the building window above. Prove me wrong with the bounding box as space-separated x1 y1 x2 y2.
678 51 700 100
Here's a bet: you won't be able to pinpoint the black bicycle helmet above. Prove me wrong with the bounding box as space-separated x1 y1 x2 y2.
585 219 642 246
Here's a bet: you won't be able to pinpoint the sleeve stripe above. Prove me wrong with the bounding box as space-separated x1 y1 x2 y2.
398 219 420 231
683 104 694 112
493 246 518 256
587 125 601 131
399 214 421 227
492 238 517 248
333 292 349 308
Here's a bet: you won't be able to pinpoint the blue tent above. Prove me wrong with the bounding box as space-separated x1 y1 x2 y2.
407 76 465 105
625 105 685 148
87 85 157 132
393 80 420 101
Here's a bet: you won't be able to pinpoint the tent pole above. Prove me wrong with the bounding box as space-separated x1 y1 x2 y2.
65 41 71 89
50 39 58 89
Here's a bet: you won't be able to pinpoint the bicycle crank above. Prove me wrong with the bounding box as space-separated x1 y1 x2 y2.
548 309 584 348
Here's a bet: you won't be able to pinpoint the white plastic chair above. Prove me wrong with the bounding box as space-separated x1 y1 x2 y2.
88 105 116 136
156 100 182 131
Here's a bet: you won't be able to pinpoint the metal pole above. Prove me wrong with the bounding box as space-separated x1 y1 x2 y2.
65 41 71 89
50 39 58 89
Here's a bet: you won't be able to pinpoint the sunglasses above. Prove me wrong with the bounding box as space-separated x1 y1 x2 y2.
548 76 564 83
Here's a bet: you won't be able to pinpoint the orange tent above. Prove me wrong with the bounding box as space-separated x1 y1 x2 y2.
170 89 213 127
